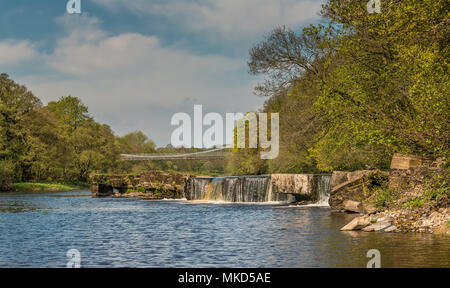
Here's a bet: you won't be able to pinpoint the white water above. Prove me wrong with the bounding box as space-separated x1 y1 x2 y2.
185 174 332 205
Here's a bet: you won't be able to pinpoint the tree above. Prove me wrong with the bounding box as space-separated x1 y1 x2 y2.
238 0 449 173
0 73 42 181
116 131 156 154
46 96 89 134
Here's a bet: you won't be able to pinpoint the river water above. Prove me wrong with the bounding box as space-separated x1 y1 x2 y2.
0 190 448 268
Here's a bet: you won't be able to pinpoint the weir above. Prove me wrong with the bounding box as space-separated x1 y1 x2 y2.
184 174 332 204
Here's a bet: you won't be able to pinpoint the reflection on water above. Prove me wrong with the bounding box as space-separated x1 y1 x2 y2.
0 201 43 213
0 191 449 268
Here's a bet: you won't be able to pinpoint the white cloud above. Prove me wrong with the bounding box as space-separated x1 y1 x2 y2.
92 0 323 40
0 40 39 66
16 14 265 145
3 1 324 145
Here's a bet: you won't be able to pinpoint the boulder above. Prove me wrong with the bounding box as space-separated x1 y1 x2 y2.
362 220 393 232
363 203 378 214
341 216 371 231
331 170 372 187
344 200 364 213
384 225 398 233
329 170 388 210
433 223 450 235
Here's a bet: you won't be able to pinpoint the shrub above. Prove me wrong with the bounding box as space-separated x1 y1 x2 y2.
0 160 15 191
403 197 426 208
374 187 398 209
424 181 449 202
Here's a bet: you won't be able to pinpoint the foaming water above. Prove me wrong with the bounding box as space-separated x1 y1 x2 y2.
293 174 332 208
0 190 449 268
185 175 333 204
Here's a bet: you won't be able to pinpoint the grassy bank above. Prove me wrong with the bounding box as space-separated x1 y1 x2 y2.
12 182 89 192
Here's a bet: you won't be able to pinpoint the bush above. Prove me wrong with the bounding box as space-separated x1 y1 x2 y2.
374 188 398 209
403 197 426 209
0 160 15 191
424 181 449 202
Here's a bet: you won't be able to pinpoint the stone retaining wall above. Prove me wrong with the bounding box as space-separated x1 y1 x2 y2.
89 171 189 198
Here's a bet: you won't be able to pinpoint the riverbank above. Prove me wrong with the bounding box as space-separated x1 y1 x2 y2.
111 190 182 200
10 182 89 193
333 163 449 235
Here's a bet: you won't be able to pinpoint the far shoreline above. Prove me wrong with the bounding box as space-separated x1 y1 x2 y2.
1 182 90 193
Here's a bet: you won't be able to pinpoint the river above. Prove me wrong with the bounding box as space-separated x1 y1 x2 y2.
0 190 448 267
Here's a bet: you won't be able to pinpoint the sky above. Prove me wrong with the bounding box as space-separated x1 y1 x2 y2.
0 0 324 146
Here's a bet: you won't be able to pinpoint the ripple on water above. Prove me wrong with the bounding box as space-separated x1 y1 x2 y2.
0 190 449 267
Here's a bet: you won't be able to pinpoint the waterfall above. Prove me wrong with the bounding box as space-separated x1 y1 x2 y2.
185 174 332 204
186 176 275 203
315 175 332 206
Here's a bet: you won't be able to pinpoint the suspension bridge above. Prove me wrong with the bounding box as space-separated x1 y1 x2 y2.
120 146 232 161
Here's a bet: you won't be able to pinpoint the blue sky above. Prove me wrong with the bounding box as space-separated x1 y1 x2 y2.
0 0 324 146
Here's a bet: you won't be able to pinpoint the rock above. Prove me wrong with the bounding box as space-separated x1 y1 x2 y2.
362 220 393 232
341 216 371 231
90 171 189 199
270 174 330 200
329 170 388 210
363 203 378 214
384 225 397 233
91 184 113 198
390 153 433 170
433 223 450 235
344 200 364 213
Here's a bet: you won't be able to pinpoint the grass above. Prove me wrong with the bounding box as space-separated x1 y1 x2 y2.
424 182 449 202
126 186 147 193
13 183 84 192
403 197 426 208
374 187 398 209
401 181 449 209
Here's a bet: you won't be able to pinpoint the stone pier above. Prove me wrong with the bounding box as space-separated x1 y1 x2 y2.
89 171 189 198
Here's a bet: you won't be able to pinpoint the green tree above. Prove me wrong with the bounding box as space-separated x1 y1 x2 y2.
0 73 42 181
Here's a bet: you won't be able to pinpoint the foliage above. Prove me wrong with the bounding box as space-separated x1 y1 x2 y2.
373 187 398 209
0 74 119 186
2 0 449 182
229 0 449 174
424 181 449 202
13 183 77 192
403 197 426 209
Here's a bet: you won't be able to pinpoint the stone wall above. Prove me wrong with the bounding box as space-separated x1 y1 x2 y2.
271 174 317 196
389 167 449 191
390 153 434 170
331 170 373 188
270 174 332 202
329 154 447 212
389 154 446 189
329 170 388 211
90 171 189 198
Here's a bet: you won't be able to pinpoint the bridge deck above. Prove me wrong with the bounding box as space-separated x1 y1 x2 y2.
120 147 231 161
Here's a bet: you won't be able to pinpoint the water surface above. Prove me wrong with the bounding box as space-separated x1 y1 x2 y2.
0 190 448 267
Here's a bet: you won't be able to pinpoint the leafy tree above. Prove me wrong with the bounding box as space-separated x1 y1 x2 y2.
116 131 156 154
234 0 449 173
0 73 42 181
46 96 89 134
